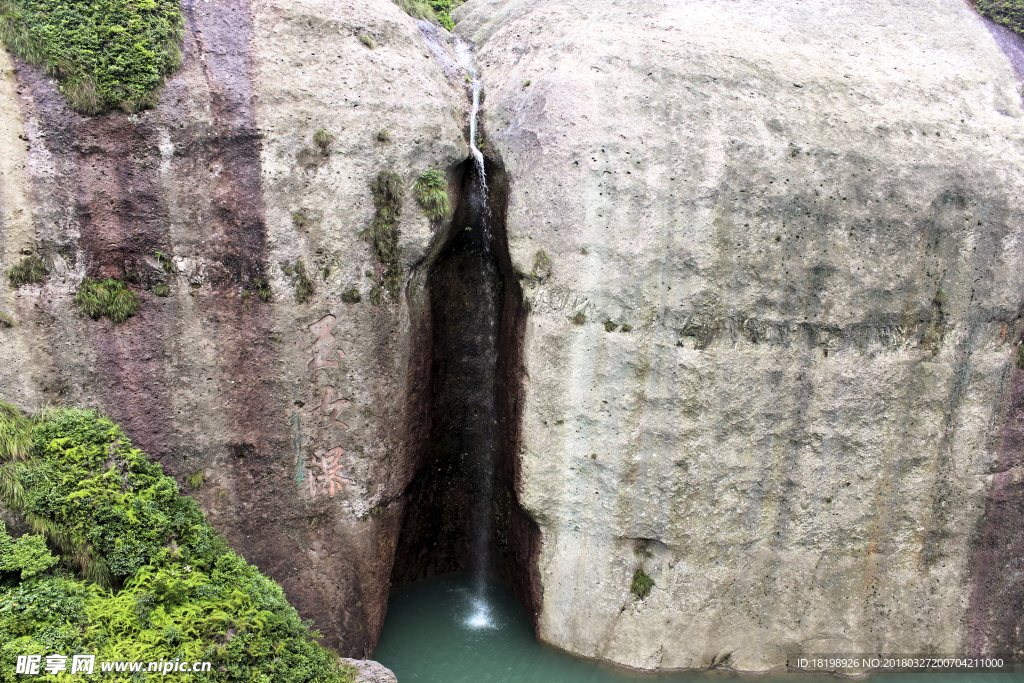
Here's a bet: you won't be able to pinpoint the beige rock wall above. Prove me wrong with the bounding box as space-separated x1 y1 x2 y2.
456 0 1024 670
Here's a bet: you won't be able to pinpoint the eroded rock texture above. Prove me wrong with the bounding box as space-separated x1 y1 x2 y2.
0 0 467 655
455 0 1024 671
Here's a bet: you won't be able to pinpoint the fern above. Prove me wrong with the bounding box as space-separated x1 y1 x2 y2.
413 169 450 221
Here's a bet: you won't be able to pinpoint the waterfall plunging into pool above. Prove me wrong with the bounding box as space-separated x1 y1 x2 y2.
386 33 541 651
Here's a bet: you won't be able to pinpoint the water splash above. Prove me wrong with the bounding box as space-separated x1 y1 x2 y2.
466 596 495 629
455 39 487 190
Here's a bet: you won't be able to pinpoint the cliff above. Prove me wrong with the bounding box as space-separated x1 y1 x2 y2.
2 0 1024 671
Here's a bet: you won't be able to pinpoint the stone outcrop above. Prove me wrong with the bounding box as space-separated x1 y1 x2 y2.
455 0 1024 671
0 0 468 656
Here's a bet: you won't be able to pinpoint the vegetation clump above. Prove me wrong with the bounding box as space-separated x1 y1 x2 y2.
391 0 463 31
977 1 1024 37
571 311 586 325
377 129 391 143
292 211 308 229
153 283 170 297
359 34 375 49
7 256 45 288
154 251 176 275
362 172 404 300
255 277 272 302
75 278 140 323
291 261 315 304
631 567 654 600
0 313 11 328
603 320 618 333
0 0 184 114
313 128 333 154
0 403 356 682
341 288 362 304
413 169 450 222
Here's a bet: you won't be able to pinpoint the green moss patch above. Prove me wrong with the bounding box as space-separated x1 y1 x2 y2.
0 0 184 114
977 0 1024 36
0 403 355 682
630 567 654 600
75 278 140 323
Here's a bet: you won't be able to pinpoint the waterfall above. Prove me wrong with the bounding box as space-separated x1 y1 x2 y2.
455 39 487 190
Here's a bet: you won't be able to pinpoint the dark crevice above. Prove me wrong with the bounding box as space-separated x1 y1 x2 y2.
389 154 541 626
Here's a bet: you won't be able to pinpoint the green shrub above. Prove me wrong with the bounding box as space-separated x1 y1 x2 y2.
377 129 390 143
0 0 184 114
369 287 383 306
413 169 450 221
361 172 403 300
1017 343 1024 370
0 405 355 683
977 0 1024 37
360 34 375 49
342 288 361 304
631 567 654 600
74 278 140 323
293 261 314 304
0 313 11 328
292 211 308 229
571 312 586 325
603 320 618 333
620 324 633 333
7 256 45 288
153 283 170 297
187 471 205 490
391 0 462 30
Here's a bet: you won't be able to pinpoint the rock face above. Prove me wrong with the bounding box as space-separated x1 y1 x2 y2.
455 0 1024 671
0 0 469 655
4 0 1024 672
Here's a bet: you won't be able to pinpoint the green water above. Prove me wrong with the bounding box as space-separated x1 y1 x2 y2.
373 573 1021 683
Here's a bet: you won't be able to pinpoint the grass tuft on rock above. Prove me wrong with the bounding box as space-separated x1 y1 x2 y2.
0 403 356 682
0 0 184 114
342 288 361 304
631 567 654 600
153 283 170 297
413 169 450 222
362 171 403 300
75 278 140 323
255 277 272 302
7 256 45 288
313 128 333 154
154 251 176 275
977 0 1024 37
0 313 12 328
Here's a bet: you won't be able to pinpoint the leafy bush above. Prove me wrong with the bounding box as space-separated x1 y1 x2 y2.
977 0 1024 36
75 278 140 323
391 0 462 30
413 170 450 222
630 567 654 600
0 0 184 114
7 256 45 288
0 403 355 683
361 172 403 300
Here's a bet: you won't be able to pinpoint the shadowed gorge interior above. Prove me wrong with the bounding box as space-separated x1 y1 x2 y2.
390 156 539 621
